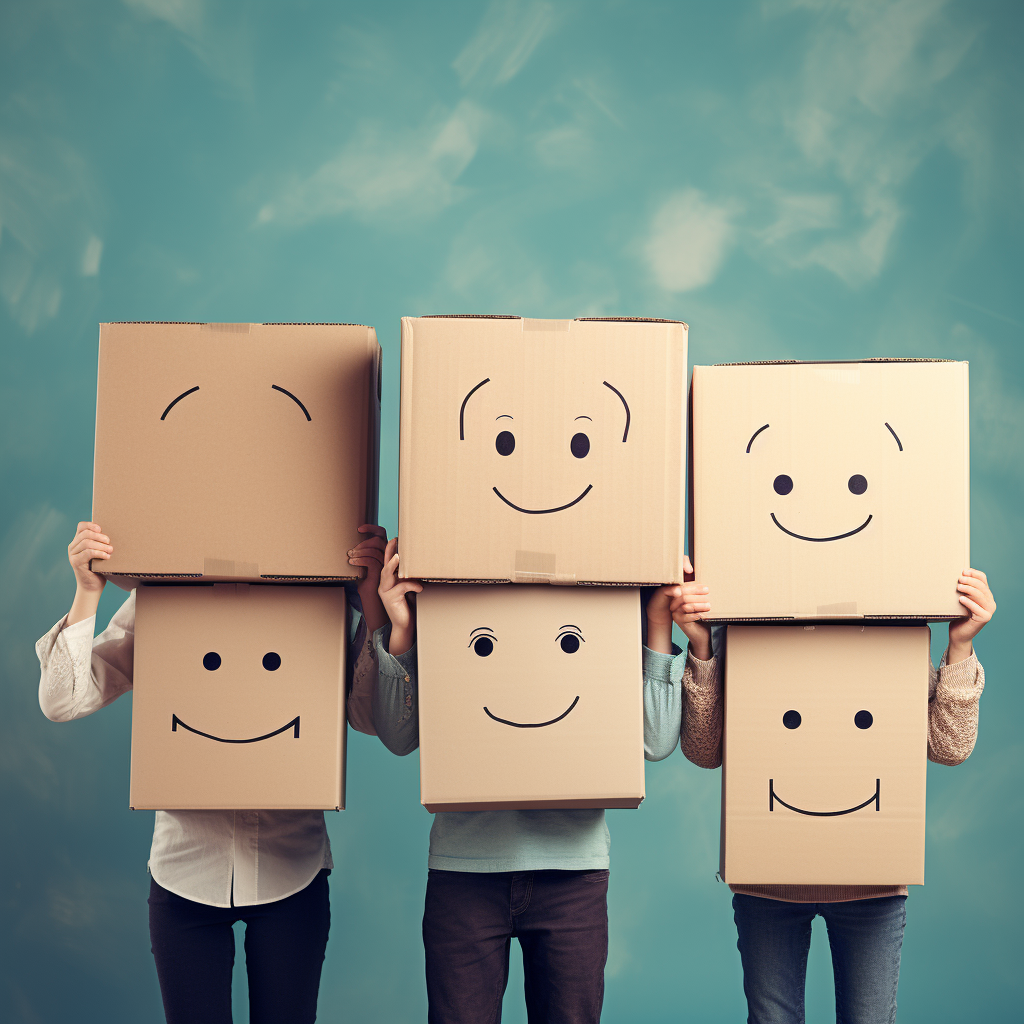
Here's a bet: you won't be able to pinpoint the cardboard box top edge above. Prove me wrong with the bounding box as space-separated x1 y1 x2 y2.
409 314 688 327
705 357 963 367
103 321 375 329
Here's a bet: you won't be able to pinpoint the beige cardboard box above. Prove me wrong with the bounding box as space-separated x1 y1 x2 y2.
93 322 381 584
130 584 348 810
416 584 645 811
691 360 969 620
399 315 687 584
721 624 930 885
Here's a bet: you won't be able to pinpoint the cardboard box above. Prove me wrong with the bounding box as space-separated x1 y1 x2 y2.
720 624 930 885
691 360 969 620
399 315 688 584
130 584 348 810
416 584 645 811
93 322 381 584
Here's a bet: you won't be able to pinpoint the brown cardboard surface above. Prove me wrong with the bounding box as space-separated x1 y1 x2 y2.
721 624 930 885
692 360 969 619
399 316 687 584
93 322 381 583
416 584 645 811
130 584 347 810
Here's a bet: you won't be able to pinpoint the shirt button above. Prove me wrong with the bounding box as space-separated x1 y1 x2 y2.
404 675 410 682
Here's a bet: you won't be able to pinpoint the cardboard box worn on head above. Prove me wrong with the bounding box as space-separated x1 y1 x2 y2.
691 360 969 620
399 315 688 585
92 322 381 584
130 584 348 811
415 584 645 812
720 624 930 886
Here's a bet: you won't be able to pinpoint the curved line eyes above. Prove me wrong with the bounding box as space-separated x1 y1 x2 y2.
782 709 801 729
774 475 794 496
472 636 495 657
854 710 873 729
570 433 590 459
495 431 515 456
202 652 281 670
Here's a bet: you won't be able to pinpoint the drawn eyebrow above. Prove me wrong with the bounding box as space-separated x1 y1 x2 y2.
469 626 496 637
160 386 200 420
459 378 491 440
602 381 630 441
746 423 769 452
496 414 513 421
558 624 583 632
574 415 592 422
271 385 311 421
885 422 903 451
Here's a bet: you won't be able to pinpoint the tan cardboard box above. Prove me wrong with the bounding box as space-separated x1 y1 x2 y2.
720 624 930 885
93 322 381 584
130 584 348 810
399 315 687 585
691 360 969 620
416 584 645 811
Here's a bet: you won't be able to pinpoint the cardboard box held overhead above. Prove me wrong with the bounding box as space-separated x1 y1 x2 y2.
416 584 645 811
130 584 348 810
93 322 381 584
399 315 688 585
691 360 969 620
720 624 930 886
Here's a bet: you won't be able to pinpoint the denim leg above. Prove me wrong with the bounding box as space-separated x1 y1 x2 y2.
821 896 906 1024
733 893 815 1024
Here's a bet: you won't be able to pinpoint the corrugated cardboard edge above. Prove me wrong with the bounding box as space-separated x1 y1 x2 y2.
425 797 643 812
714 357 958 366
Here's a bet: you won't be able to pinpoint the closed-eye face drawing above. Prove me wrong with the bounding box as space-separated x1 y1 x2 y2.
459 378 631 515
745 420 903 543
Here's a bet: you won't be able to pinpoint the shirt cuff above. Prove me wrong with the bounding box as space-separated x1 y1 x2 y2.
642 645 676 683
61 614 97 641
685 652 719 690
938 649 983 693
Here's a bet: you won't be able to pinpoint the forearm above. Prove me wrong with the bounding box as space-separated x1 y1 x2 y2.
927 652 984 766
679 653 723 769
68 584 103 626
372 626 420 755
643 647 682 760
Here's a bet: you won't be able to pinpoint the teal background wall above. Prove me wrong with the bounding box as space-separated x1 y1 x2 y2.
1 1 1021 1020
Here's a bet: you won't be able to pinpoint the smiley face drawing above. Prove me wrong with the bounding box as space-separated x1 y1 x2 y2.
415 584 645 812
129 584 349 810
399 316 688 584
93 321 380 581
721 625 930 886
691 360 970 619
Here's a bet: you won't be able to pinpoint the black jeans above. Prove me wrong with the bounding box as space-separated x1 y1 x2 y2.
148 870 330 1024
423 868 610 1024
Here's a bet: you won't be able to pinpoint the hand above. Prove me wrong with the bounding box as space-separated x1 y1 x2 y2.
646 557 712 660
948 567 995 663
378 537 422 656
67 522 111 625
349 524 389 635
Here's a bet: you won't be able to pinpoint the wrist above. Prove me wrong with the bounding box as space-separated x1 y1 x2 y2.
646 615 673 655
68 584 103 626
388 624 414 657
946 638 973 665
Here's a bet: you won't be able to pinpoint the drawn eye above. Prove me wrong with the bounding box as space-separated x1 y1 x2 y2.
854 710 873 729
472 636 494 657
262 652 281 671
203 652 221 671
848 474 868 495
570 432 590 459
495 431 515 456
557 632 582 654
782 709 801 729
774 475 794 495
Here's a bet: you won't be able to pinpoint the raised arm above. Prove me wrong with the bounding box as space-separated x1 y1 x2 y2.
37 522 134 722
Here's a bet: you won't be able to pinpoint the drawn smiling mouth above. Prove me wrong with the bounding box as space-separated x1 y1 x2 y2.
770 513 873 543
769 778 880 816
172 714 300 744
493 485 593 515
483 696 580 728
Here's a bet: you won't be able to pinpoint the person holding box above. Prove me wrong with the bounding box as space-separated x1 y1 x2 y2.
374 537 718 1024
35 521 389 1024
644 569 995 1024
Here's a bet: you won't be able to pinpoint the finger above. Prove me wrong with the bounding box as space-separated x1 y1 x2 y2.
349 556 385 570
77 522 102 533
963 568 987 584
957 582 995 610
676 583 709 596
357 524 388 539
72 530 110 547
70 537 113 555
673 613 705 625
672 603 711 615
389 582 422 599
683 555 693 575
957 595 989 620
380 552 400 586
349 537 387 556
383 537 398 563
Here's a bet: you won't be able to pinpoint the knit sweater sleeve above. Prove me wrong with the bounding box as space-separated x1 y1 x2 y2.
927 649 985 766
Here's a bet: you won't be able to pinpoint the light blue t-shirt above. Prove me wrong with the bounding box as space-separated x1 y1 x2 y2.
372 625 690 872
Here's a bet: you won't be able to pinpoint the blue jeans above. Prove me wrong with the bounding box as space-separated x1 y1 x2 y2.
732 893 907 1024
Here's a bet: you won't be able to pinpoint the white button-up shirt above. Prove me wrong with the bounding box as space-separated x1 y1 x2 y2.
36 590 377 908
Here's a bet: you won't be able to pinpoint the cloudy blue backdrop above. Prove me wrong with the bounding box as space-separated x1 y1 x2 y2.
1 0 1021 1020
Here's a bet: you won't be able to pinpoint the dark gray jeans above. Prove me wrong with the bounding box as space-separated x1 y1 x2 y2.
423 868 610 1024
